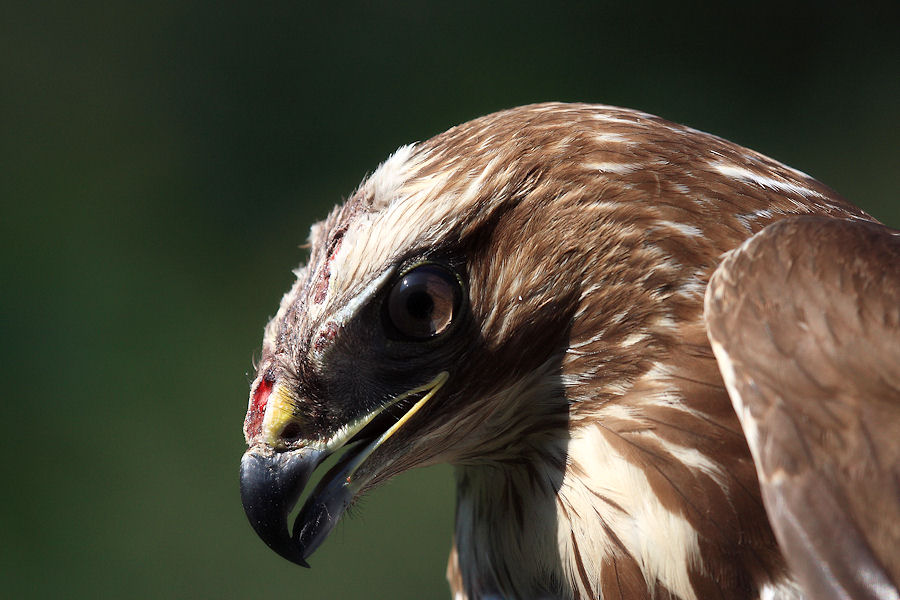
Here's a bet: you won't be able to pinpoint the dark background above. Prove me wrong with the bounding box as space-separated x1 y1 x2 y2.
2 2 896 598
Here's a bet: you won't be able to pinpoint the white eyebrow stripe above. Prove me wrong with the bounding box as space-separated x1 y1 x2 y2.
330 265 395 326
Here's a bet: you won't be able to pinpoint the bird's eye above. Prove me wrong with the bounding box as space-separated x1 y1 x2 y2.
386 264 462 340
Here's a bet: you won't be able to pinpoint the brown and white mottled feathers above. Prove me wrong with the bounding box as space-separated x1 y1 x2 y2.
405 103 868 600
239 103 894 600
705 217 900 600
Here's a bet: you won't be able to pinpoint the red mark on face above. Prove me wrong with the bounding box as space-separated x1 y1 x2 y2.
312 265 331 304
253 378 273 413
312 234 344 304
314 322 339 352
244 377 273 439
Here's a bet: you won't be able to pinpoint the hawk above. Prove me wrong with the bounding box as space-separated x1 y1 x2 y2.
239 103 900 599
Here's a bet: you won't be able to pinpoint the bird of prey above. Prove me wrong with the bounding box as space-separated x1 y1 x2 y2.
239 103 899 599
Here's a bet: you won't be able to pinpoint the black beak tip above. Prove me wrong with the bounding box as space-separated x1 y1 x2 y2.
240 448 324 568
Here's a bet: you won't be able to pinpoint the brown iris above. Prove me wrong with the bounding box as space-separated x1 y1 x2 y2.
386 264 461 340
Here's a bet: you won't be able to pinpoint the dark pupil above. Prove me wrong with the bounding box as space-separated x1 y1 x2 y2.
406 290 434 321
387 264 459 339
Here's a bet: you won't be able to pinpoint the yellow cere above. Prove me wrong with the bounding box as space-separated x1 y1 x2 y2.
261 384 302 447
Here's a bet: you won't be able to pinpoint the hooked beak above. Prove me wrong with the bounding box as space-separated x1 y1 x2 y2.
239 371 448 566
239 447 325 567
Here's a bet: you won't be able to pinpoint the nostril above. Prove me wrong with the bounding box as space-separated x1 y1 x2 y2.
281 422 302 443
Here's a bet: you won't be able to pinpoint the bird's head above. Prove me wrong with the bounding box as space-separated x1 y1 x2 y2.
239 103 850 569
239 105 606 566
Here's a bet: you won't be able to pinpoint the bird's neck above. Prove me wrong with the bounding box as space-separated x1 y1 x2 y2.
452 453 569 600
451 341 802 599
453 433 712 599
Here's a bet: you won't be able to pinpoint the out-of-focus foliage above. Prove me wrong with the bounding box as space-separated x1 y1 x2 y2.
1 2 895 598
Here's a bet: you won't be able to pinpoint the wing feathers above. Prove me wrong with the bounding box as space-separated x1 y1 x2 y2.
705 216 900 600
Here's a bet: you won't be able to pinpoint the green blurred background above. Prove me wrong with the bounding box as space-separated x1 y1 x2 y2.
2 2 896 598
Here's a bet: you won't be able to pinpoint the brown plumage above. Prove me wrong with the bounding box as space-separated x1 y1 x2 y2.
706 217 900 600
238 103 900 599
